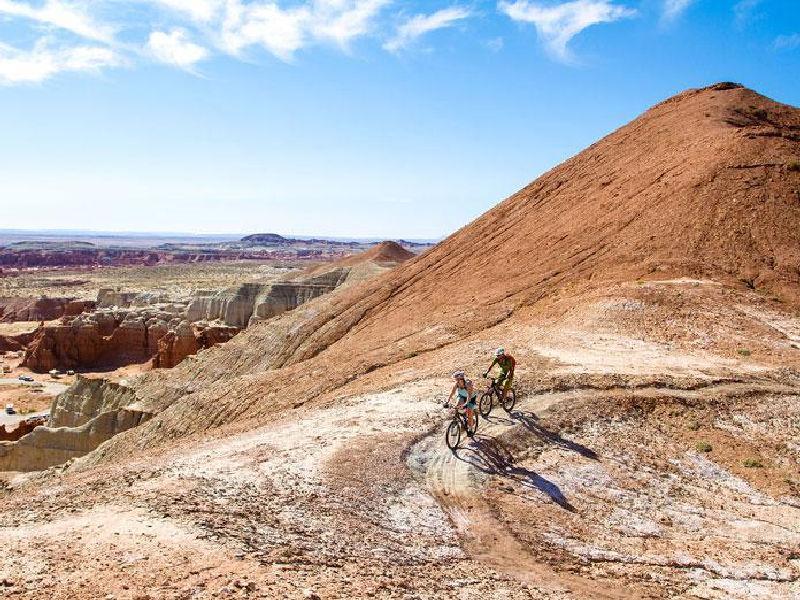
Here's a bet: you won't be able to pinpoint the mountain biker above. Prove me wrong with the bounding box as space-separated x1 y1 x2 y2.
484 347 515 403
446 371 477 436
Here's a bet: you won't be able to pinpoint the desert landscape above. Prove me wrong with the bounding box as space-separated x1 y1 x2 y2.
0 82 798 599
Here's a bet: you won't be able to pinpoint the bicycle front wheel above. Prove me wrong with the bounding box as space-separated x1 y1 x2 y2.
446 419 461 450
479 392 493 418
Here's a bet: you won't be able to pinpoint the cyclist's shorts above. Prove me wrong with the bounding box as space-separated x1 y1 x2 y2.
465 398 477 410
498 372 513 391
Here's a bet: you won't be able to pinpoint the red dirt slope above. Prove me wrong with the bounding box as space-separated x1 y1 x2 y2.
86 83 800 450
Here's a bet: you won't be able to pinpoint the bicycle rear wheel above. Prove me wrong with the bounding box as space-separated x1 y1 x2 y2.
502 388 516 412
478 392 493 417
445 419 461 450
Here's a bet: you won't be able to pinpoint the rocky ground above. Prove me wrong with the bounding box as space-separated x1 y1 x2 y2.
1 278 798 599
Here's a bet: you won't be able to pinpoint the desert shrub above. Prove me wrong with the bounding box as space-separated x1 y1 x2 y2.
752 108 768 120
738 348 752 357
687 420 700 431
788 160 800 172
743 458 763 468
696 441 712 453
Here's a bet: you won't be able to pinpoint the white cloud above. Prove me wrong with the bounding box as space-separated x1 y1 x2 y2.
218 0 391 61
0 0 479 83
148 28 209 68
774 33 800 51
661 0 693 23
312 0 391 47
499 0 635 61
0 0 114 42
0 39 119 84
220 2 311 60
145 0 224 23
383 6 472 52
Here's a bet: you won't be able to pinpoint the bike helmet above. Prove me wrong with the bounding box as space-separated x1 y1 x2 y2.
453 370 466 380
495 347 505 357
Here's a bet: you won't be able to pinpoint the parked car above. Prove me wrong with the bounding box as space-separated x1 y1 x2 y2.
5 404 15 415
17 375 34 382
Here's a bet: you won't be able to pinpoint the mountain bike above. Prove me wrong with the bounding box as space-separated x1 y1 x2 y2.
444 403 478 451
478 376 516 417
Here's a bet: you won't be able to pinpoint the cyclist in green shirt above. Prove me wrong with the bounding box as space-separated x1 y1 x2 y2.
484 348 516 404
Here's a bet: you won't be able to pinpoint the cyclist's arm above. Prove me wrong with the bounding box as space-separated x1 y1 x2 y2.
509 355 516 374
484 358 497 377
446 385 456 404
466 380 475 397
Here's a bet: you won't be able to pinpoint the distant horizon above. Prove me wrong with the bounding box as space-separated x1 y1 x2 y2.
0 228 441 244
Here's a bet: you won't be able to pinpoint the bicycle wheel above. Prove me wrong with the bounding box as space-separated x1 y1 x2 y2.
502 388 516 412
478 392 493 418
445 419 461 450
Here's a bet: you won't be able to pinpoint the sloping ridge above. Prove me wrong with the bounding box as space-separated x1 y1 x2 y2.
84 83 800 461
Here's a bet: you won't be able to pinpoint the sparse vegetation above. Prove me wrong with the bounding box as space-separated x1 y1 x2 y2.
696 441 713 453
743 458 763 468
737 348 751 357
687 420 700 431
788 160 800 172
752 108 768 120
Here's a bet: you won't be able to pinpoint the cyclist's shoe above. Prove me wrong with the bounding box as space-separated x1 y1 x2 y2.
467 431 474 438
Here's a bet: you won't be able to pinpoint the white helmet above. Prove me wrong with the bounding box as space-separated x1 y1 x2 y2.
495 348 505 357
453 370 466 380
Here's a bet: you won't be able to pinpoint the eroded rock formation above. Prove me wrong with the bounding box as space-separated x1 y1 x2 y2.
0 376 151 472
0 296 94 322
151 322 239 369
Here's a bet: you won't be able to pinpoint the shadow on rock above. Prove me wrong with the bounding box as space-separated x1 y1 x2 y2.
455 436 576 512
511 411 599 460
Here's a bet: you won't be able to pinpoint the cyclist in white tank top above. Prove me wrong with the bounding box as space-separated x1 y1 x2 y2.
447 371 477 436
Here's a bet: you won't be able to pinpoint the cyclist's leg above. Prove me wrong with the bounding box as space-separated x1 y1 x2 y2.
497 372 508 400
466 399 476 433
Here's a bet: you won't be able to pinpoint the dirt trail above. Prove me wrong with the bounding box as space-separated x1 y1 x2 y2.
408 387 639 598
407 378 800 599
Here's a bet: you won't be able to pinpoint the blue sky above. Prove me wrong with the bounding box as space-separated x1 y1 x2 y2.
0 0 798 239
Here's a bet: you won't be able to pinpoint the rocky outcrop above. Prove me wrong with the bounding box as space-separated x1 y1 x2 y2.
186 269 351 328
23 308 183 372
151 322 239 369
96 288 138 308
49 375 139 428
0 329 37 352
0 296 94 322
0 375 150 471
0 416 46 442
0 376 151 472
0 407 151 472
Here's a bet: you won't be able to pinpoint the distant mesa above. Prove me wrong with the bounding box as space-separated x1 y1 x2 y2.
241 233 288 244
8 240 96 249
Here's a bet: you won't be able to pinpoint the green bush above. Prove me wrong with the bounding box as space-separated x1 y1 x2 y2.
743 458 763 468
788 160 800 172
696 441 713 453
687 420 700 431
737 348 751 357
